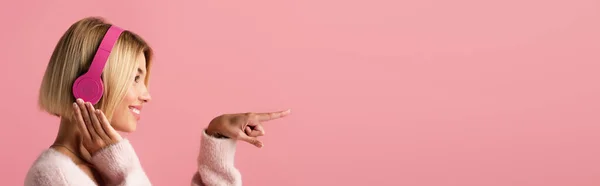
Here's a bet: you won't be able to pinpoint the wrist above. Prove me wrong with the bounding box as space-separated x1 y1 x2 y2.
205 126 229 139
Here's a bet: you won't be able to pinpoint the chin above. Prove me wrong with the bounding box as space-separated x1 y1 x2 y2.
112 120 137 133
117 125 137 133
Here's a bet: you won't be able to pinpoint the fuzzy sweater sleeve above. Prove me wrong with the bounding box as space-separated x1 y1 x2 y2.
93 130 242 186
90 139 152 186
191 130 242 186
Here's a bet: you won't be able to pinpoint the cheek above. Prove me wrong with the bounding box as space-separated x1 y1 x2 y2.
110 89 138 127
122 89 138 106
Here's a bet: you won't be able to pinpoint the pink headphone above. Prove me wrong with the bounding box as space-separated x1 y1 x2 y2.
72 25 124 104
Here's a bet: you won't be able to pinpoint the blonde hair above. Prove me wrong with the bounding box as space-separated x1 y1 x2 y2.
38 17 153 121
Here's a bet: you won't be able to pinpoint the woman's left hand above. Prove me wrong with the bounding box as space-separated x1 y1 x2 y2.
205 109 291 148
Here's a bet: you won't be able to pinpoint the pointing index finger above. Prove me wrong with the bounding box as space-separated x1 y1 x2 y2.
256 109 291 122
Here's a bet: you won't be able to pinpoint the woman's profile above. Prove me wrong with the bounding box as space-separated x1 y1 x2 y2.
24 16 290 186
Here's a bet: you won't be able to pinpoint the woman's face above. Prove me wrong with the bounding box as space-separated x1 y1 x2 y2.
110 53 151 132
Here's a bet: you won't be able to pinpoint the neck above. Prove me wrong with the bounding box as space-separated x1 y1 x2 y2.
52 117 93 164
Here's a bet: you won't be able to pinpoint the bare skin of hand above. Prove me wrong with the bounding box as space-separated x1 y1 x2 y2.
72 98 123 155
205 109 291 148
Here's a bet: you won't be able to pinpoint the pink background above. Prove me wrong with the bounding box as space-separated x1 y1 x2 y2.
1 0 600 185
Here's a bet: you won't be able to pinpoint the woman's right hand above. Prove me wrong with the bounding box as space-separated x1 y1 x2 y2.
72 98 123 155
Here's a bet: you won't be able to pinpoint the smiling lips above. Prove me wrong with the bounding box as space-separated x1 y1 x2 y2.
129 106 142 120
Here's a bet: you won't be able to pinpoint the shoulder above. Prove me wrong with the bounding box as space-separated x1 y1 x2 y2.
24 149 94 186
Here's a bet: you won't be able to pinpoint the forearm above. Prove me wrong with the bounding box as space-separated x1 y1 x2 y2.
191 130 242 186
90 139 152 186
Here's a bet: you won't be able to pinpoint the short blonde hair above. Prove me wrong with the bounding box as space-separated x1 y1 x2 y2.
38 17 153 121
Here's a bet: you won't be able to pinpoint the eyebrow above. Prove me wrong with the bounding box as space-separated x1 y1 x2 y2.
137 68 145 74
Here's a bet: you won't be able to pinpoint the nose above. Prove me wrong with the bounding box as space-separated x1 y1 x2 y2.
140 88 152 103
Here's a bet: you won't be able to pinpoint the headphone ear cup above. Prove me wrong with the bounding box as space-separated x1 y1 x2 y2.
72 75 104 104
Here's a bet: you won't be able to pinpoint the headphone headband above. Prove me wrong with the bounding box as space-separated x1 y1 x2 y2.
72 25 124 104
87 26 124 77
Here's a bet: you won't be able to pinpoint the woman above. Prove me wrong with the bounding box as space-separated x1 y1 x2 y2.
24 17 290 186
